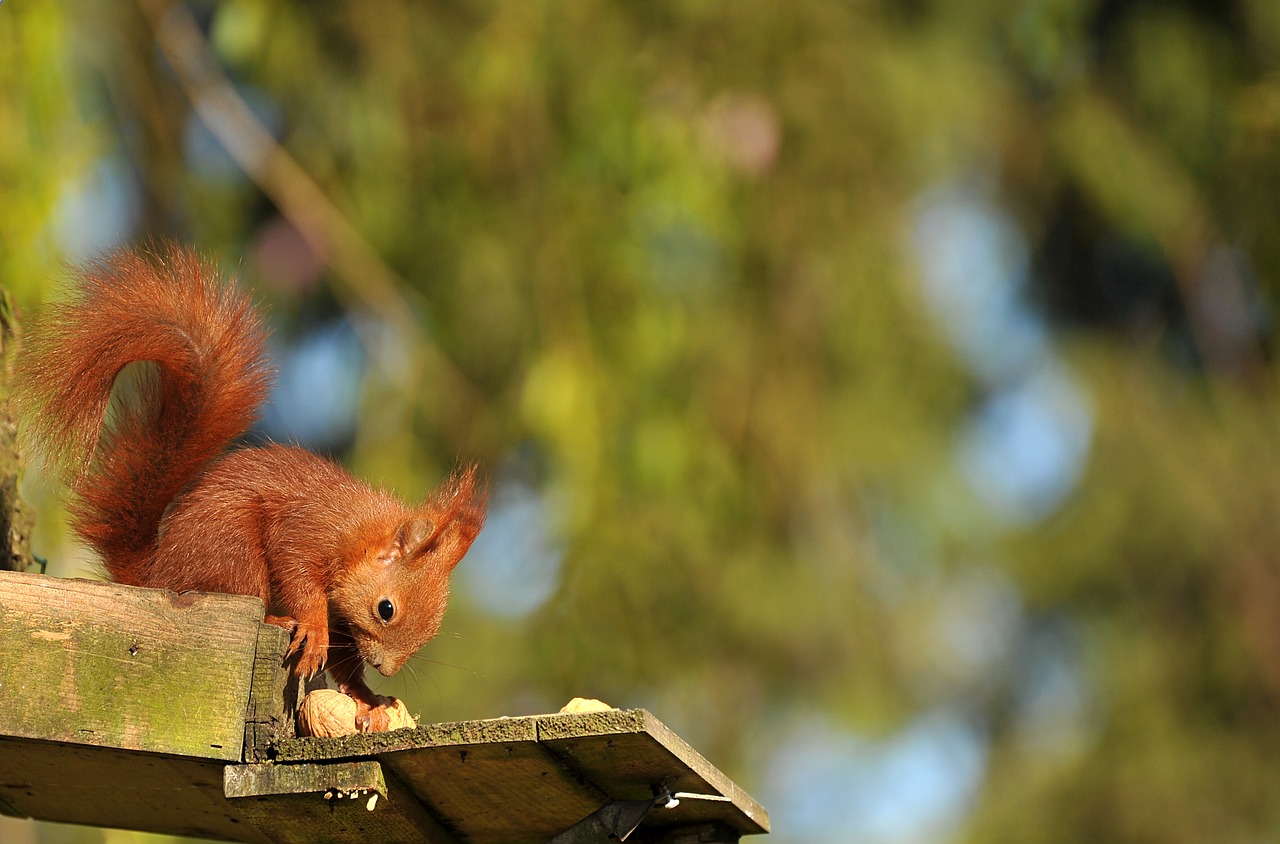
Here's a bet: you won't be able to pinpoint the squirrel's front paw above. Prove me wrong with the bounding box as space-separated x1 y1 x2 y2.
278 618 329 680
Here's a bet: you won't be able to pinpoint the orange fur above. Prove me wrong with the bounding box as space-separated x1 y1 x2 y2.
18 244 486 730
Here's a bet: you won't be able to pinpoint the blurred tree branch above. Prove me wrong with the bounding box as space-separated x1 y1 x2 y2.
1055 89 1267 387
134 0 481 414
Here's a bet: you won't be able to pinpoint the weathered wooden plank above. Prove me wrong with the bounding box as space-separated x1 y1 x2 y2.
271 710 769 840
272 715 540 763
380 719 605 844
536 709 770 835
225 759 388 799
226 760 456 844
275 716 607 843
0 735 270 843
0 570 263 760
243 622 298 762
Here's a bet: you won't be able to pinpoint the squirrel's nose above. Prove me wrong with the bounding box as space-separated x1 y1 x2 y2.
375 652 407 677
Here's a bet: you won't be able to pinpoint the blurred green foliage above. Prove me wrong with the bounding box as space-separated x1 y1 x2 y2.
4 0 1280 841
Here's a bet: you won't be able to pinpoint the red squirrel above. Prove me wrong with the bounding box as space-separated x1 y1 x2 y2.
17 243 486 731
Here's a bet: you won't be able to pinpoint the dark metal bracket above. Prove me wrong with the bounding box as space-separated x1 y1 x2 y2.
548 783 738 843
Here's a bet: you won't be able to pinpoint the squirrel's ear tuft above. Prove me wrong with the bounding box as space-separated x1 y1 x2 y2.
449 464 488 534
409 463 488 572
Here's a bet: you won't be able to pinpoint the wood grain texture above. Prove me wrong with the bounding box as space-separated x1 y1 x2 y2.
243 622 298 762
0 570 264 760
380 719 604 843
272 709 769 840
0 735 270 843
227 760 457 844
275 715 605 842
226 759 388 798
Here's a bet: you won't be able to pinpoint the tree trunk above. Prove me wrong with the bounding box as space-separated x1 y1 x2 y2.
0 290 35 573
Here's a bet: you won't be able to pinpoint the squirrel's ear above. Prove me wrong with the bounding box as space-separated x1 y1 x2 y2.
380 518 435 564
399 518 435 555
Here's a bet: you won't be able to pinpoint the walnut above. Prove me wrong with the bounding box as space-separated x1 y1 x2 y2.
297 689 417 737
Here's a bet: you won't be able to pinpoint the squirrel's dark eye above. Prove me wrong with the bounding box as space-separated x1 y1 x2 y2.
377 598 395 622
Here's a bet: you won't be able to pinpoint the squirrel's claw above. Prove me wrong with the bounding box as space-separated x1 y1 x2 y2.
276 618 329 680
264 612 329 679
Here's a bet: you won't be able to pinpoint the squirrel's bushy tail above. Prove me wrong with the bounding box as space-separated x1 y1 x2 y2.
19 244 271 583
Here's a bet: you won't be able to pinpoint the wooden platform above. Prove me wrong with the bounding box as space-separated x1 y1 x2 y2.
0 570 769 843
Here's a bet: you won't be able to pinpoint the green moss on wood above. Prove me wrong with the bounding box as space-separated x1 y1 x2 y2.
272 716 540 763
225 760 386 799
0 571 264 760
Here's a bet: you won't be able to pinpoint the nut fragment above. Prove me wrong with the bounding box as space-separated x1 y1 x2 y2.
382 697 417 730
559 697 614 714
